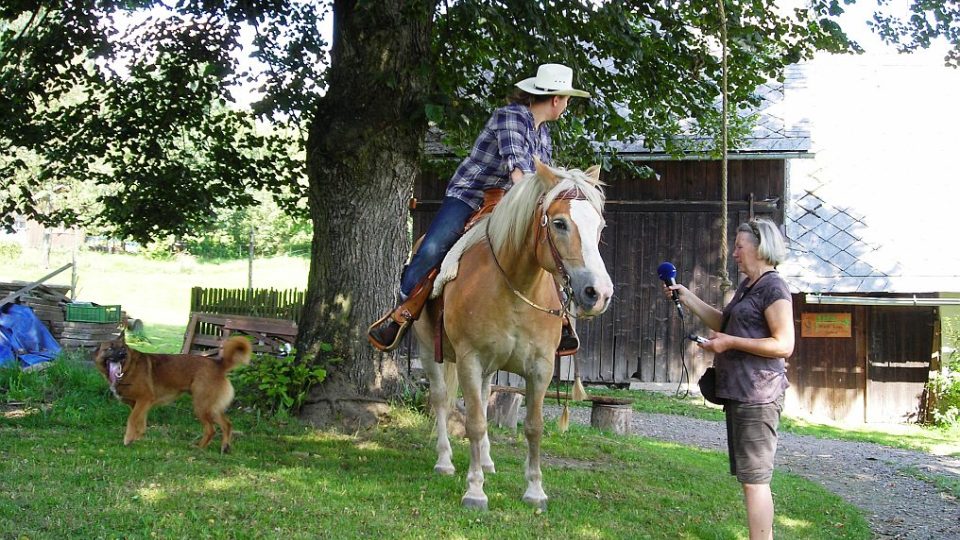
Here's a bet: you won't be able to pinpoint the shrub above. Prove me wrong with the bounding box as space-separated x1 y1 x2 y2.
0 241 23 260
929 352 960 426
929 315 960 427
0 363 32 401
233 347 331 414
393 377 430 414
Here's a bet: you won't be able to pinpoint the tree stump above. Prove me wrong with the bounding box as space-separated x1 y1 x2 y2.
487 391 522 434
589 397 633 435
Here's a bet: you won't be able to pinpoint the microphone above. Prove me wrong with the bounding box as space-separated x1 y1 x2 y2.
658 261 683 318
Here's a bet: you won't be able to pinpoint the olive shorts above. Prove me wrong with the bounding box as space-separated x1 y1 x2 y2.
724 394 784 484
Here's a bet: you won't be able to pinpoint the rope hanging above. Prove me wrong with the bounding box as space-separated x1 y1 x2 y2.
716 0 732 293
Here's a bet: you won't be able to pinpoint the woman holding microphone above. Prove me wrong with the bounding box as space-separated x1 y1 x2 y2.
665 218 794 540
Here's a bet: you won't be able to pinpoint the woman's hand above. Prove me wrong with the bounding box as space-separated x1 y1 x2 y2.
697 332 731 354
662 282 688 306
662 282 724 332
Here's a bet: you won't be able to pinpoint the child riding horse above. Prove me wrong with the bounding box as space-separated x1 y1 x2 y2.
415 159 612 510
367 63 591 355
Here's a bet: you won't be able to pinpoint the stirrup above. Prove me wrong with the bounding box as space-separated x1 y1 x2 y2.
368 269 438 352
367 310 412 352
557 320 580 357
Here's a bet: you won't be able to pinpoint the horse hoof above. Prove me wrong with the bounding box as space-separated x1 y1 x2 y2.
482 464 496 474
434 464 455 475
522 495 548 511
461 495 488 511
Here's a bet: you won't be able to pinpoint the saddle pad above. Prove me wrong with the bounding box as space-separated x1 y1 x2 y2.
431 220 487 299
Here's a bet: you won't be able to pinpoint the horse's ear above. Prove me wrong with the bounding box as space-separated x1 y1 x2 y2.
534 157 559 187
584 164 602 185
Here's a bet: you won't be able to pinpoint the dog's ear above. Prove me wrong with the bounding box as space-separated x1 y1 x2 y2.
93 341 107 366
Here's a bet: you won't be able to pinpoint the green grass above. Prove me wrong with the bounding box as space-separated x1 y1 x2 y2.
0 247 310 326
901 465 960 499
0 247 954 534
124 323 189 354
778 415 960 457
0 358 870 539
568 385 960 458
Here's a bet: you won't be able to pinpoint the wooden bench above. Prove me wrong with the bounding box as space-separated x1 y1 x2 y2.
181 312 297 356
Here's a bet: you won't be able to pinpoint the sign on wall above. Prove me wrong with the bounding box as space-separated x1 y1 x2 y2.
801 312 852 338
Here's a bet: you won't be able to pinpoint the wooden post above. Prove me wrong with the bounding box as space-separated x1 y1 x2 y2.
248 225 255 292
70 251 77 301
487 391 522 434
590 400 633 435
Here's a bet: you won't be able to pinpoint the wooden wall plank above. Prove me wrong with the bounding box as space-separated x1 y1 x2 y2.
412 159 794 387
638 212 657 382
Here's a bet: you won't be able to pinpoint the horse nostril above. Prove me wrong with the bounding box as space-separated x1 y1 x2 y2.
584 286 599 302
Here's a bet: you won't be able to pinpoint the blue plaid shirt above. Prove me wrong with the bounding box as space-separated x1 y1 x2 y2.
445 103 553 210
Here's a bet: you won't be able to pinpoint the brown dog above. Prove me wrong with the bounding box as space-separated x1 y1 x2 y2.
94 334 252 453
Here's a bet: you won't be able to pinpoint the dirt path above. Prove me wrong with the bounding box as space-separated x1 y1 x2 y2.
547 405 960 539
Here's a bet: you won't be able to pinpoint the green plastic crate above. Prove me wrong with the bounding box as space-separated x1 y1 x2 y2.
66 303 122 323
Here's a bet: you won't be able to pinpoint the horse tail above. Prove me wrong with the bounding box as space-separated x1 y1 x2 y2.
442 361 459 412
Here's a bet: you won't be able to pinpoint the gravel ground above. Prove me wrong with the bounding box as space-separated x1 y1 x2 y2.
540 404 960 539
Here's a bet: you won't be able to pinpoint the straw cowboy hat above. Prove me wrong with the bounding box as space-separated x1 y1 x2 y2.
515 63 590 98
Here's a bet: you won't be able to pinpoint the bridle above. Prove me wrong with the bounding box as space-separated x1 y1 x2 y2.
486 186 589 318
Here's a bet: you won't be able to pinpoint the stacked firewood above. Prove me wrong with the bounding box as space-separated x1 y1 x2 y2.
0 282 70 341
1 281 123 350
59 318 123 349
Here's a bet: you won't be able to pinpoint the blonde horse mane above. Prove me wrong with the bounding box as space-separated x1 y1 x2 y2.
487 164 606 264
431 163 605 298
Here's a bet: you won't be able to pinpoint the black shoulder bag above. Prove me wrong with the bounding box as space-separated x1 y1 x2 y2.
698 366 723 405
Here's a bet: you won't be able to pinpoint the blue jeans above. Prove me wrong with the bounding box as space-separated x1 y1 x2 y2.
400 196 475 297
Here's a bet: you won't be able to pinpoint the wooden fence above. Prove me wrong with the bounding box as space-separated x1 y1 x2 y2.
188 287 305 346
189 287 305 322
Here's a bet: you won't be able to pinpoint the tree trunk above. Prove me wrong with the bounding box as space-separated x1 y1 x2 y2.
297 0 437 429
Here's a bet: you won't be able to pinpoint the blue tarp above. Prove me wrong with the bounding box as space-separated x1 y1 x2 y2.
0 304 61 368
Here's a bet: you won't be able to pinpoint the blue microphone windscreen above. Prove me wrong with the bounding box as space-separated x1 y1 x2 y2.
657 261 677 281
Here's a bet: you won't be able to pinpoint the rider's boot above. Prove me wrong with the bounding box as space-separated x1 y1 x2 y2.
367 271 436 352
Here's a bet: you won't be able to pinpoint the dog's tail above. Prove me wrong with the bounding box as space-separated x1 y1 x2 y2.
220 336 253 371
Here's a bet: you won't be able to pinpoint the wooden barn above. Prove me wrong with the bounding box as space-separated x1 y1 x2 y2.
413 155 791 390
410 65 958 425
412 155 953 425
778 185 958 424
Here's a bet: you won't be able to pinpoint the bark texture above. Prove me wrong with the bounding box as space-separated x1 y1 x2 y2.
298 0 437 429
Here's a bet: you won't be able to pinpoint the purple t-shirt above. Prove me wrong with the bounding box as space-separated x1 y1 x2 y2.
715 271 792 404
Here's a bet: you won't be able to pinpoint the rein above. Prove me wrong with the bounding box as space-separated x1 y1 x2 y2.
484 186 586 318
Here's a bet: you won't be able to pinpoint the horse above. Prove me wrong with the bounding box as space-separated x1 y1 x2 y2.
412 159 613 510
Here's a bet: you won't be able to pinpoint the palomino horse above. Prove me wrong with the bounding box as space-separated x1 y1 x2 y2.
412 159 613 510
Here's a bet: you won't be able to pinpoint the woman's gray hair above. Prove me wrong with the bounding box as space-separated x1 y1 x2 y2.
737 217 787 266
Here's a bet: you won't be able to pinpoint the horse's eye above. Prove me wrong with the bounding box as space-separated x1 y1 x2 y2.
552 219 568 231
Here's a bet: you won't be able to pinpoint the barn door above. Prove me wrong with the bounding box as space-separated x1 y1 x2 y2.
865 307 934 423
